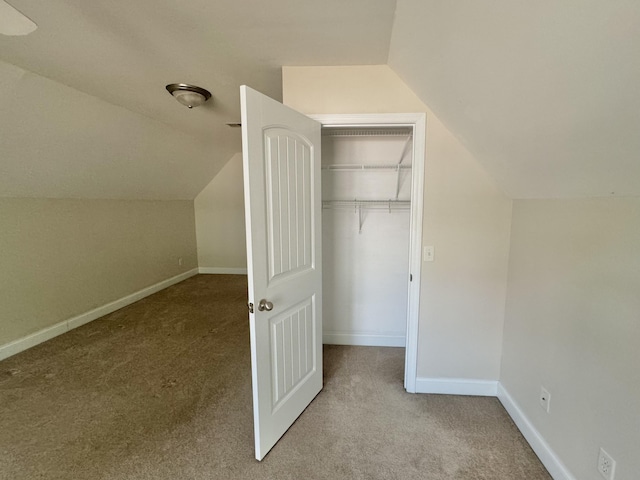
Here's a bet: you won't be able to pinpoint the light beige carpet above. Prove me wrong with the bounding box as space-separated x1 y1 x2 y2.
0 275 550 479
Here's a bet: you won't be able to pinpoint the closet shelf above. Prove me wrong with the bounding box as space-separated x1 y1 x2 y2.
322 164 412 171
322 128 412 138
322 199 411 210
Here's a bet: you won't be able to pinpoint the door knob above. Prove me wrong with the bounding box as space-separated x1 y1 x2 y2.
258 299 273 311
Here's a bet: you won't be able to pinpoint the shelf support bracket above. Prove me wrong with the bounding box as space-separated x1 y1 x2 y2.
395 136 412 199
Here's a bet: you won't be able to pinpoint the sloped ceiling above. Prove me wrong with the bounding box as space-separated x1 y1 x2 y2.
0 0 396 199
1 0 638 199
389 0 640 198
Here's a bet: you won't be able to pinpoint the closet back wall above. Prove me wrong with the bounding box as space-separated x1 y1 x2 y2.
322 131 412 346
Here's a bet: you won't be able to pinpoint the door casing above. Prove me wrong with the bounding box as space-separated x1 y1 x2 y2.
309 113 426 393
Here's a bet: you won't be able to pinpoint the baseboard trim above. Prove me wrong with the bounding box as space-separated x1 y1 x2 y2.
0 268 199 362
415 377 498 396
198 267 248 275
323 332 405 347
497 384 575 480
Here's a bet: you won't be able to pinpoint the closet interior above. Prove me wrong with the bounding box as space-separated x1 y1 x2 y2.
321 126 414 347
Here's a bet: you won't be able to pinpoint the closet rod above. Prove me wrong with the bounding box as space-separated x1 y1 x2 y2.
323 199 410 232
322 164 412 171
322 199 410 210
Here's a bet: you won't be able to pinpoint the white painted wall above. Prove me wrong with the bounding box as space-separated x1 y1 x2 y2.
501 198 640 480
283 65 512 382
0 58 207 358
0 198 197 349
0 58 235 200
322 133 412 346
194 153 247 271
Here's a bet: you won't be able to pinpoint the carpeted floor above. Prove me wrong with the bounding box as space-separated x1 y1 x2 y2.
0 275 551 479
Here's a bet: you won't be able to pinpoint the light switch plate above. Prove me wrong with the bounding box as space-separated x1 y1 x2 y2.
424 246 434 262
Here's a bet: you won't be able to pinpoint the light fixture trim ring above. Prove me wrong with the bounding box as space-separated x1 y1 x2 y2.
165 83 212 101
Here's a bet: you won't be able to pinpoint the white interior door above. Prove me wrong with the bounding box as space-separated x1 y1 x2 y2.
240 85 323 461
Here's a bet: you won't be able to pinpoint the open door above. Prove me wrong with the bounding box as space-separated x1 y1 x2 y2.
240 86 323 461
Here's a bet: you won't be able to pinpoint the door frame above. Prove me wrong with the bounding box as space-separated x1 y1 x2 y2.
309 113 425 393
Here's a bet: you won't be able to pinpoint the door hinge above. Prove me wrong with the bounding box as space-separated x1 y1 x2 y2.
410 273 413 282
247 302 254 314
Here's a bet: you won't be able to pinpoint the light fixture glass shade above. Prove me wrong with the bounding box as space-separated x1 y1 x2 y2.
172 91 206 108
166 84 212 109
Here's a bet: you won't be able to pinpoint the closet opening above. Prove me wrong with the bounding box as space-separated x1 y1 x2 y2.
310 114 425 393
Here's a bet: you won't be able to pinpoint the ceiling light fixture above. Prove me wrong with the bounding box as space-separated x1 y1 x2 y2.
165 83 212 109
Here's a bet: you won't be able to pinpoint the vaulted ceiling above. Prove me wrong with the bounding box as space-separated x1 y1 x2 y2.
390 0 640 198
1 0 638 199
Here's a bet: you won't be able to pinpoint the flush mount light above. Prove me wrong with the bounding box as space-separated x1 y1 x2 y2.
165 83 212 109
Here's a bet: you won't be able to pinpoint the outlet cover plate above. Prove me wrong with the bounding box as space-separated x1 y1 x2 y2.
598 447 616 480
539 386 551 413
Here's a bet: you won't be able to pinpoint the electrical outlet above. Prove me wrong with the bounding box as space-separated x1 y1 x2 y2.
598 448 616 480
539 386 551 413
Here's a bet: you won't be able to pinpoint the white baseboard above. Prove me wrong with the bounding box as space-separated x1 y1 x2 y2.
199 267 248 275
0 268 199 362
415 377 498 396
497 384 575 480
323 332 405 347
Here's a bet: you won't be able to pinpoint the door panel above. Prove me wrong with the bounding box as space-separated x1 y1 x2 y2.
240 85 322 461
264 128 314 281
270 296 316 409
